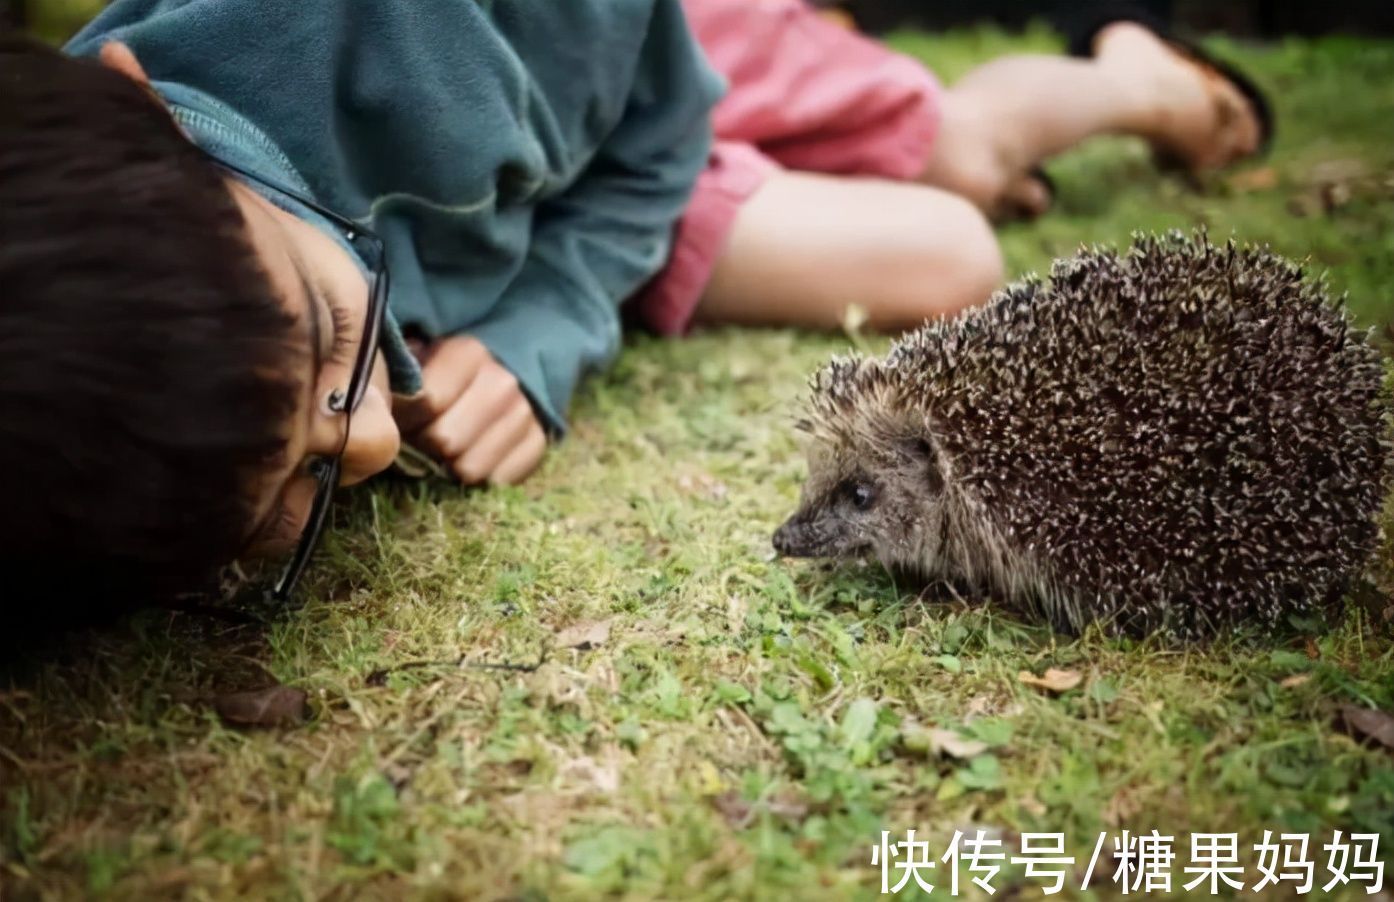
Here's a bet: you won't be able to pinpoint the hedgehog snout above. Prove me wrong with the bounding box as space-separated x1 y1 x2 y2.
773 510 864 558
772 518 812 557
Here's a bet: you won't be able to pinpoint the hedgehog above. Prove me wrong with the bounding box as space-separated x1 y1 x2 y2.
773 232 1393 639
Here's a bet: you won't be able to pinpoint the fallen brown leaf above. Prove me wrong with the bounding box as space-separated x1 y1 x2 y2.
392 442 449 479
1018 794 1047 818
709 789 809 830
902 720 989 759
1307 158 1369 185
1279 673 1312 689
558 753 619 794
556 618 612 651
1018 668 1083 694
1319 181 1352 212
964 695 994 717
710 790 754 829
1229 166 1277 192
765 791 810 823
213 685 309 729
841 303 869 336
676 471 729 502
1338 705 1394 754
926 727 989 760
1286 194 1319 218
726 594 748 636
1103 788 1142 827
497 791 577 855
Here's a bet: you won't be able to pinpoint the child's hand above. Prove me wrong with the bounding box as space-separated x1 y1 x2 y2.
394 336 547 486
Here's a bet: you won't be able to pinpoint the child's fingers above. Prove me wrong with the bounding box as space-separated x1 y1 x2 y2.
452 400 537 485
415 361 520 459
490 422 548 486
393 336 489 433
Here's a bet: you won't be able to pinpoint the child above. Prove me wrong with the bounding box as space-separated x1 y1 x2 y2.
657 0 1267 333
0 0 1265 603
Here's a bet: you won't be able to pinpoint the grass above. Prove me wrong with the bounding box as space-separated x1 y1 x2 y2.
4 23 1394 901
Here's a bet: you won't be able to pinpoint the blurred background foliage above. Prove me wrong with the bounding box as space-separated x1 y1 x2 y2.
12 0 1394 45
834 0 1394 36
8 0 104 43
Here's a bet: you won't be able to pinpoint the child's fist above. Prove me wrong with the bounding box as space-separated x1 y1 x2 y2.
394 336 547 486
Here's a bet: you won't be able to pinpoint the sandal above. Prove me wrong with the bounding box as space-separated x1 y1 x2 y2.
1063 4 1274 160
997 166 1056 223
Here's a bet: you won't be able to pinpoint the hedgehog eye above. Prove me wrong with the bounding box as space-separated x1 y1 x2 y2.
850 483 876 511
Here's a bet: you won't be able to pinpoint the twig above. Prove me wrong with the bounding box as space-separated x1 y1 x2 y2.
365 650 549 687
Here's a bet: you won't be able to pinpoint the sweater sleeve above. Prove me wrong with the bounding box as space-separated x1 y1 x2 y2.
468 0 722 435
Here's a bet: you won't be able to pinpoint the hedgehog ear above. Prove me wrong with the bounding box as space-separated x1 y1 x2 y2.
902 433 946 493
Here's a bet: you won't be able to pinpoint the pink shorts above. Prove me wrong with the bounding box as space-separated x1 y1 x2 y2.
631 0 943 334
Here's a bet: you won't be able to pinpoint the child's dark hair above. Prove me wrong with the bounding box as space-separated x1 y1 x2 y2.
0 37 301 614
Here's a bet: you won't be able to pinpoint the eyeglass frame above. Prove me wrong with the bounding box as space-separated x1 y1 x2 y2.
210 156 391 601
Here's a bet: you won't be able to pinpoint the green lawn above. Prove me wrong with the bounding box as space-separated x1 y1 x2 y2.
4 24 1394 901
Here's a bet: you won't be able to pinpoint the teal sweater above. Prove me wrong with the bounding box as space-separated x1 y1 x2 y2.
66 0 723 433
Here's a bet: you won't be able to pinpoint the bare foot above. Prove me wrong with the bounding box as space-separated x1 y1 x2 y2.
920 94 1053 222
1094 22 1263 171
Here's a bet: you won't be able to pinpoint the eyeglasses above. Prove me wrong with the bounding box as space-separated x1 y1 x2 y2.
211 157 390 601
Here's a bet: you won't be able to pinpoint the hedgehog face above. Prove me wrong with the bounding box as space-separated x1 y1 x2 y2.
774 427 948 567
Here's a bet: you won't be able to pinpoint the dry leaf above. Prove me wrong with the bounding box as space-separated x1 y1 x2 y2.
765 791 811 823
926 727 989 760
1338 705 1394 754
392 442 449 479
497 791 579 855
1230 166 1277 192
1018 668 1083 694
964 695 993 718
1103 788 1142 827
676 471 728 502
1286 195 1319 218
1279 673 1312 689
1018 794 1047 817
1319 181 1352 212
556 618 612 650
726 594 748 636
710 790 754 829
1307 158 1369 184
841 303 869 336
709 789 808 830
213 685 309 729
558 753 619 794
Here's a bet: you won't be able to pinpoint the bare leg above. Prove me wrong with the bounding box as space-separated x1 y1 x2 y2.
696 171 1003 330
692 24 1263 330
924 23 1264 218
